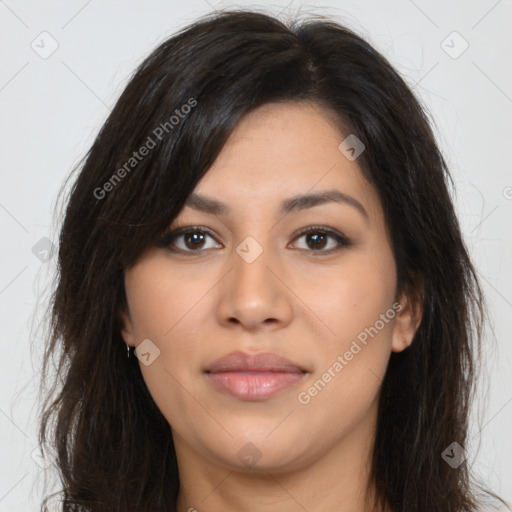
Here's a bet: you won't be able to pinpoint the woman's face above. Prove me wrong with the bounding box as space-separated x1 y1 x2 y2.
121 101 419 474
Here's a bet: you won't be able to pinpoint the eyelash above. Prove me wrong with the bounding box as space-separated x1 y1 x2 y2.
157 224 352 255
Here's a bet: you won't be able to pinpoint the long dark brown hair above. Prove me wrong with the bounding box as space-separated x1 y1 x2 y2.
37 8 506 512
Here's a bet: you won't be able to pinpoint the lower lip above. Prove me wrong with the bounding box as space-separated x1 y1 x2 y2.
206 371 305 400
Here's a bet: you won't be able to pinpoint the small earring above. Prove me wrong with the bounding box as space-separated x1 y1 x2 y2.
126 344 130 358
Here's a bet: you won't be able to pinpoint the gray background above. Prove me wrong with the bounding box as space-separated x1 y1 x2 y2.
1 0 511 509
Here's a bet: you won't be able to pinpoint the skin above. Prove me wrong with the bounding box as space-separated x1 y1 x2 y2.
120 101 422 512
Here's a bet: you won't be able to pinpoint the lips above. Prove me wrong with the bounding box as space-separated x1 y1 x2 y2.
205 351 307 401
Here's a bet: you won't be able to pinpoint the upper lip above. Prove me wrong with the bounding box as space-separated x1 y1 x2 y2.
205 351 306 374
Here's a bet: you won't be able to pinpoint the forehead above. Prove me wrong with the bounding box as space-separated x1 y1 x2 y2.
186 101 382 224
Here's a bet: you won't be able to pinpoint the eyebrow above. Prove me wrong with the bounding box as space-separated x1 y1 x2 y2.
184 189 369 221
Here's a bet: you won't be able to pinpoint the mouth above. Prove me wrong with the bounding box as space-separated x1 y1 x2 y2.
204 351 307 401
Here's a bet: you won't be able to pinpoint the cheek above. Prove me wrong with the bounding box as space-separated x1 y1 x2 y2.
124 254 203 344
305 249 397 348
295 247 396 410
124 257 210 424
295 271 396 440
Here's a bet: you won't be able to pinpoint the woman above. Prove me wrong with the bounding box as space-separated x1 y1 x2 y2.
38 9 507 512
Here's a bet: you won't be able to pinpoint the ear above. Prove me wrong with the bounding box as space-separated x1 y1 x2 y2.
119 308 136 348
391 285 423 353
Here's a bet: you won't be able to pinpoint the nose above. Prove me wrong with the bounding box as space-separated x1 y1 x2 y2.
215 236 294 333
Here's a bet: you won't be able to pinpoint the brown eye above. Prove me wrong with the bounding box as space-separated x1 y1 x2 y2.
291 226 352 254
182 231 207 250
305 232 328 250
158 227 221 252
